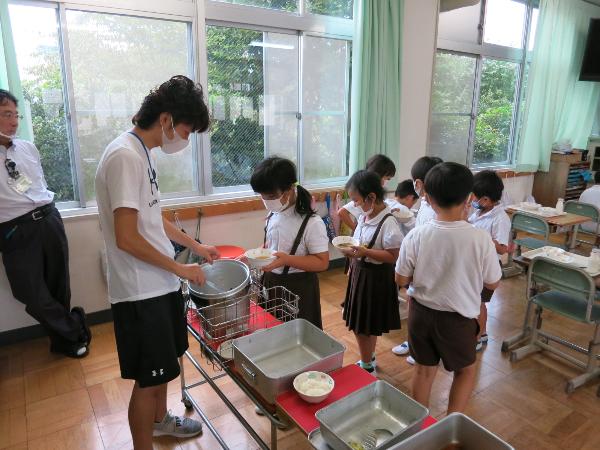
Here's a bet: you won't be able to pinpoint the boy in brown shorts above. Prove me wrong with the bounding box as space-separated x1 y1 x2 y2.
395 162 502 413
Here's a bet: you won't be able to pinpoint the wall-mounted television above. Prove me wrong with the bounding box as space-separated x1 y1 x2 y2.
580 18 600 82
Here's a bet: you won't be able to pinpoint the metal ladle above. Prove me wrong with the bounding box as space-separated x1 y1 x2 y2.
362 428 393 449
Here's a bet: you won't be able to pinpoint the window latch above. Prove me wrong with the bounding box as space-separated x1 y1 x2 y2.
296 112 302 120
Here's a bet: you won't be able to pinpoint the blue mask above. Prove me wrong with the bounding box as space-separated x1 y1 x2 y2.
472 200 484 210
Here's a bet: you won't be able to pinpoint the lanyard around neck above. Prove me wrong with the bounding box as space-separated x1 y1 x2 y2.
128 131 159 195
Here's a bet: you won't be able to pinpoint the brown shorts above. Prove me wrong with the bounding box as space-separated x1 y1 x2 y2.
408 298 479 372
480 260 502 303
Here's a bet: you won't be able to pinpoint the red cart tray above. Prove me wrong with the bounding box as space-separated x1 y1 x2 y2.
276 364 436 435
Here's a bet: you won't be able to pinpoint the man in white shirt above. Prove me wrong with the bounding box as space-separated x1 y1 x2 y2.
96 76 219 450
579 172 600 235
0 89 90 358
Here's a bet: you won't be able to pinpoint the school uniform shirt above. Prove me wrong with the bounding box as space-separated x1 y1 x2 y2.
0 139 54 222
396 220 502 319
353 206 403 264
95 132 180 304
415 198 436 228
579 185 600 233
468 204 511 254
264 207 329 274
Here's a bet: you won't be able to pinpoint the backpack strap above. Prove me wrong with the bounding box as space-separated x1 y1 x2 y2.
361 213 394 262
282 213 313 275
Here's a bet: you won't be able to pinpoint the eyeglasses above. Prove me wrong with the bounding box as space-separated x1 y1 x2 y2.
4 158 19 180
0 112 24 120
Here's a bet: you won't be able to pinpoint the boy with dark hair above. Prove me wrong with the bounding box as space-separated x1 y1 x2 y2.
96 76 219 448
469 170 511 351
394 179 419 210
396 162 501 414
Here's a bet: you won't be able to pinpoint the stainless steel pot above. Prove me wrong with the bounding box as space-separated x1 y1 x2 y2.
189 259 251 340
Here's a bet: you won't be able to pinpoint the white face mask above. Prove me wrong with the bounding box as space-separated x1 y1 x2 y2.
413 180 423 197
161 117 189 154
361 197 374 216
262 195 288 213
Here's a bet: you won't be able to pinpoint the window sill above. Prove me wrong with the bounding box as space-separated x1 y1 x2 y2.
58 185 347 222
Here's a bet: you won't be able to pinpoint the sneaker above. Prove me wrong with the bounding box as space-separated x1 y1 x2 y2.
480 333 489 343
476 340 483 352
355 355 377 368
355 361 377 376
153 410 202 438
50 341 89 359
406 355 415 365
392 341 410 356
71 306 92 346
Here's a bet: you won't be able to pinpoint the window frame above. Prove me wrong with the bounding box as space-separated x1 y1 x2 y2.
9 0 353 212
433 0 537 169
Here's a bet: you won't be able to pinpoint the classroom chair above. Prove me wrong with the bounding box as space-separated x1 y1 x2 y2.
511 212 560 257
508 257 600 396
564 200 600 248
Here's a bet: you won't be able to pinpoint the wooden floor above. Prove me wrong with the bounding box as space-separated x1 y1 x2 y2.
1 268 600 450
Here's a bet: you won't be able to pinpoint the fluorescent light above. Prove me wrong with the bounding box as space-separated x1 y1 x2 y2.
249 41 294 50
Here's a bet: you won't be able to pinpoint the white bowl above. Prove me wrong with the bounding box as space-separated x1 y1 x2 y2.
244 248 276 268
392 209 414 223
293 371 335 404
520 202 541 211
332 236 359 250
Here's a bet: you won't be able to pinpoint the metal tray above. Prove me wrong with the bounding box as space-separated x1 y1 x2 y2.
308 429 330 449
232 319 345 404
390 413 513 450
315 381 429 450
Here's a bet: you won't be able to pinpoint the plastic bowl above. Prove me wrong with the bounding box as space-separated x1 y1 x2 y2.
392 209 414 223
293 371 335 404
332 236 359 250
520 202 541 211
244 248 276 268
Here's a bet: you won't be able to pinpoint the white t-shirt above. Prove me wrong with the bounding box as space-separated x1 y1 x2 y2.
396 220 502 318
468 204 512 253
579 185 600 233
342 198 398 223
415 198 436 228
353 207 403 264
0 140 54 222
265 207 329 274
95 131 180 303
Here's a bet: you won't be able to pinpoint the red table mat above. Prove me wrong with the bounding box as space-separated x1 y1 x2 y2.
276 364 436 435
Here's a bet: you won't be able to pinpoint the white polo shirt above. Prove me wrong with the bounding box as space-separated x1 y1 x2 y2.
342 198 400 223
265 207 329 274
0 139 54 222
415 198 436 228
468 204 511 253
353 207 403 264
579 185 600 233
95 132 180 303
396 220 502 318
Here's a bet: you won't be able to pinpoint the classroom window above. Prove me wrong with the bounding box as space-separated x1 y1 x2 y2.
7 0 352 208
9 3 76 203
429 0 538 168
206 25 351 189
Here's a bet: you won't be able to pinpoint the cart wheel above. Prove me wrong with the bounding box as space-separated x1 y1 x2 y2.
501 341 509 353
182 398 193 410
565 382 575 395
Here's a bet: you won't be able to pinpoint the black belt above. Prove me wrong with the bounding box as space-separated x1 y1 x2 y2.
0 202 55 228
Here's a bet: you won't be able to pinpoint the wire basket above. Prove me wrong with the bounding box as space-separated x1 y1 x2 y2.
192 285 299 363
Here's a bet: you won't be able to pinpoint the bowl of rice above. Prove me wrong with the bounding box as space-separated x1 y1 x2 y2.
293 371 335 404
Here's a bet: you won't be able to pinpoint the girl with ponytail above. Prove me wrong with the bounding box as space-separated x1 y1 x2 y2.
250 157 329 328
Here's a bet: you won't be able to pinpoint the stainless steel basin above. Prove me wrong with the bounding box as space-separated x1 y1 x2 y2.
316 380 429 450
390 413 514 450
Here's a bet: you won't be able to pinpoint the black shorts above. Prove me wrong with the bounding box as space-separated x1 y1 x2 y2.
111 290 188 388
408 298 479 372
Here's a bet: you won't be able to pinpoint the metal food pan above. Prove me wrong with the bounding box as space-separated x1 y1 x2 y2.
390 413 513 450
232 319 345 404
316 381 429 450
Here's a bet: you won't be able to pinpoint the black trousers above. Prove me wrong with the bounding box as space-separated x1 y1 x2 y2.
0 206 83 348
